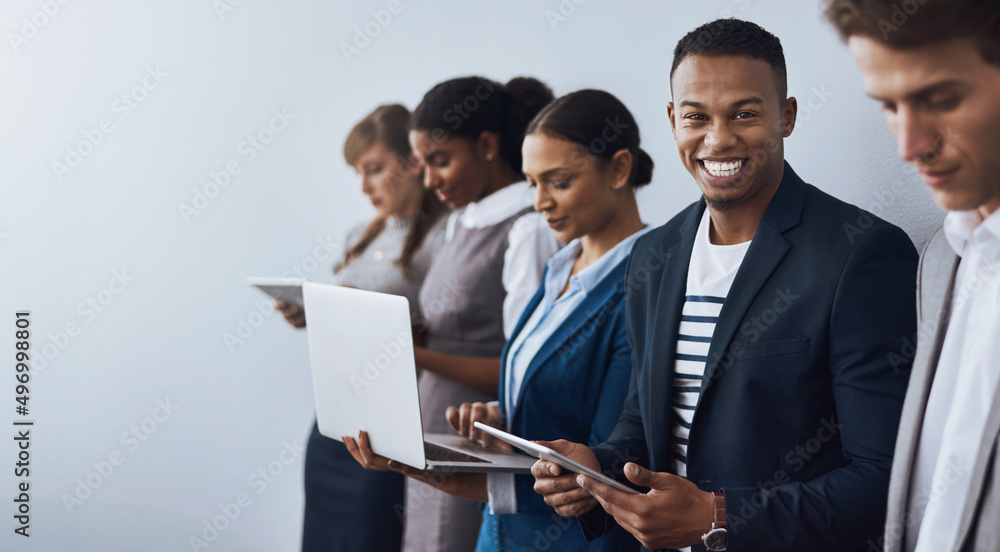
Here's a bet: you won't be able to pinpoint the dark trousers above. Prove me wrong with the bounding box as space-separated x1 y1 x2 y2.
301 422 405 552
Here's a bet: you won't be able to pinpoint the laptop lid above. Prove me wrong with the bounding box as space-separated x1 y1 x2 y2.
303 282 426 469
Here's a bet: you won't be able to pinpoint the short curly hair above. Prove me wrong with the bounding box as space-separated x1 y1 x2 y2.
670 18 787 99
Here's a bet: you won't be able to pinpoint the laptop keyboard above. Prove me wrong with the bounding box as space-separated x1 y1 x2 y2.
424 442 491 463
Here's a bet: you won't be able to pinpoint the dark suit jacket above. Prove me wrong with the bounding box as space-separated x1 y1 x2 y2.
585 163 919 551
493 258 639 551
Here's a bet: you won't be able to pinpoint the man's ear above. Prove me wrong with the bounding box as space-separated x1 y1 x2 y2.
782 96 798 138
667 101 677 138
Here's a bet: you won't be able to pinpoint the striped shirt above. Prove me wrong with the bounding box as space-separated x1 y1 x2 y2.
671 208 751 477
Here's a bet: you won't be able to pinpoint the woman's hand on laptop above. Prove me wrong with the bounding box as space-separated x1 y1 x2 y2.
275 300 306 328
344 430 487 502
446 401 513 452
343 431 393 471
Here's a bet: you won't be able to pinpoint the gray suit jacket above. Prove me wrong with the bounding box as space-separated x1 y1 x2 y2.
884 227 1000 552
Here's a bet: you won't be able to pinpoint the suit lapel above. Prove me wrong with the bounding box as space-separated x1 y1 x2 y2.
887 233 958 552
700 162 805 395
645 204 702 471
509 261 628 427
499 282 546 422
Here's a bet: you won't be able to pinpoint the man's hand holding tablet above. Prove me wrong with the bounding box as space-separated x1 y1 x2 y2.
472 422 639 498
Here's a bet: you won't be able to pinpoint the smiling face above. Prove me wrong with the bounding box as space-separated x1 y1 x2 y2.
668 55 796 213
849 37 1000 217
352 142 422 219
522 132 628 244
408 130 493 209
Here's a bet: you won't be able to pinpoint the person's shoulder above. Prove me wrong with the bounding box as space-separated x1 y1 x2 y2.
344 220 370 247
423 213 449 250
799 183 914 253
801 183 892 230
920 225 951 259
630 200 703 257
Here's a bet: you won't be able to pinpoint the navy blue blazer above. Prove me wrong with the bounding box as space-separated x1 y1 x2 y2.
585 163 918 551
491 254 638 551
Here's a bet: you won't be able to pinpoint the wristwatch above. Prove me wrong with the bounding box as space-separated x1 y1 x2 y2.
701 490 727 551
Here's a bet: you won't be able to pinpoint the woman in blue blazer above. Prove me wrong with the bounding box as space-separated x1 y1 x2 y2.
345 89 654 552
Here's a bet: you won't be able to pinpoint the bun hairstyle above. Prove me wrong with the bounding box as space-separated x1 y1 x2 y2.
411 76 555 178
338 104 447 278
526 89 654 188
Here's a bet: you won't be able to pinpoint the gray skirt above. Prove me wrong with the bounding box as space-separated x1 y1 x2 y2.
402 370 494 552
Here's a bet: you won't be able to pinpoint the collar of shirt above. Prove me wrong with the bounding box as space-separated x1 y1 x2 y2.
458 181 533 229
541 225 652 305
944 208 1000 263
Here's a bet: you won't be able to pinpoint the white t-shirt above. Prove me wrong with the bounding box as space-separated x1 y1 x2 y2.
671 208 751 477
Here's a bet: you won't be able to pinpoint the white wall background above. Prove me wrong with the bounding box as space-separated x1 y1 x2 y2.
0 1 943 550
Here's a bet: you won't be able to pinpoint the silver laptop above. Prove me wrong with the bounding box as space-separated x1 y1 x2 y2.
303 282 536 473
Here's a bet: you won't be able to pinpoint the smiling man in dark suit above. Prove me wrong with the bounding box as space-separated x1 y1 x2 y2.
531 18 919 551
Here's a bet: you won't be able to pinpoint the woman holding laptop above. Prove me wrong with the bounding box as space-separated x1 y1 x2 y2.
380 75 559 552
345 89 650 552
276 104 447 552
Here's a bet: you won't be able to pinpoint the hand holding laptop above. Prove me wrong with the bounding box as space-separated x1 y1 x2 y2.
343 430 488 503
445 402 514 452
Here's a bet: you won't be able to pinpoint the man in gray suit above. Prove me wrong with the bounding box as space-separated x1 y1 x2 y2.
825 1 1000 551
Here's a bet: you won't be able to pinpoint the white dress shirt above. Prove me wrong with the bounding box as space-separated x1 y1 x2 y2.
444 181 560 338
907 208 1000 552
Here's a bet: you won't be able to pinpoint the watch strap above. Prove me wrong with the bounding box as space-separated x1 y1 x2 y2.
713 490 726 528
